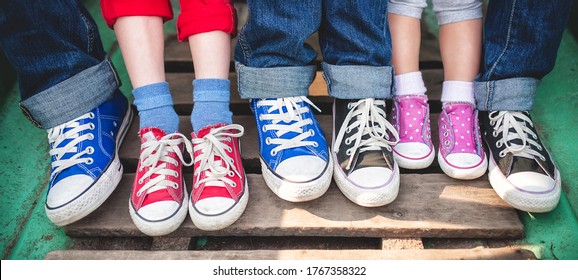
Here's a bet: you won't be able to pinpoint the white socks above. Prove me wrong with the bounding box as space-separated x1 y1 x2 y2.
394 71 426 96
441 81 475 105
395 71 475 105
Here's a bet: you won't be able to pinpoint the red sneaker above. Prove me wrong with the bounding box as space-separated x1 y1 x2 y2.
189 123 248 230
129 127 193 236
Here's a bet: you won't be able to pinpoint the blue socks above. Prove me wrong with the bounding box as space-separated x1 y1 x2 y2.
191 79 233 133
133 82 179 134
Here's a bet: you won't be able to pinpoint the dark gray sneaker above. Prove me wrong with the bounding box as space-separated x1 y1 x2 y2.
479 110 561 212
332 98 400 207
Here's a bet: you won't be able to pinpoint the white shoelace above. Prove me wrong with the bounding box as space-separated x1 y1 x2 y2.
136 133 193 197
334 99 399 170
489 111 545 161
257 97 321 156
47 112 96 178
191 124 244 189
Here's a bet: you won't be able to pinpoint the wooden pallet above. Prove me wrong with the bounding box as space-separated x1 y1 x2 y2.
47 2 530 260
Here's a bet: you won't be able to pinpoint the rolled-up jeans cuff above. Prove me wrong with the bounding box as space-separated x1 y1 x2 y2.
474 78 540 111
235 62 316 99
18 59 121 129
322 62 393 99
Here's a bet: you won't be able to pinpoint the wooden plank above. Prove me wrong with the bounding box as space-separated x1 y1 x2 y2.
46 247 535 260
118 114 441 172
65 173 523 238
382 238 424 250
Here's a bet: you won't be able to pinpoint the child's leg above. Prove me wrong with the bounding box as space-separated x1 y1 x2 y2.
388 0 427 96
388 1 434 170
434 0 486 180
188 31 233 133
114 16 179 134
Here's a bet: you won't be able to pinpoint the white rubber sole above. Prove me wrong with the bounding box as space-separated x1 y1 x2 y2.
393 147 436 170
189 177 249 231
261 155 333 202
488 155 561 213
46 104 133 226
129 187 189 236
437 151 488 180
333 155 400 207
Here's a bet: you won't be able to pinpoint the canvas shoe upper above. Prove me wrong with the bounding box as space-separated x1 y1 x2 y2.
45 90 132 226
129 127 192 236
332 98 400 207
479 110 561 212
437 102 487 180
189 123 248 231
251 97 332 202
390 95 435 169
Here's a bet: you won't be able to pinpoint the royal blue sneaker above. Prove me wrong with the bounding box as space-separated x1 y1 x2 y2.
251 97 333 202
45 90 133 226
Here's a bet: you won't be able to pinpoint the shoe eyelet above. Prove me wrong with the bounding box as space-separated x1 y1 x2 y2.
346 128 352 133
346 149 352 156
228 171 235 177
490 121 496 126
89 112 95 119
312 142 319 147
258 115 263 121
227 147 233 152
138 179 143 184
444 140 450 146
345 138 352 145
309 129 315 136
442 125 446 129
537 145 543 151
492 131 498 137
86 158 94 165
86 147 94 154
270 150 277 156
88 133 94 140
232 182 237 187
89 123 95 130
265 137 271 145
540 156 546 161
499 151 506 158
262 126 268 132
347 103 353 109
443 132 449 137
496 141 503 148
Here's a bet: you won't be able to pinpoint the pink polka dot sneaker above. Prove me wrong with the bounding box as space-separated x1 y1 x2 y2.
390 95 435 169
437 102 487 180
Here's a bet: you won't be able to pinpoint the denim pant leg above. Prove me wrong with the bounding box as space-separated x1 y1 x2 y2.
320 0 393 99
0 0 120 129
474 0 573 111
234 0 321 99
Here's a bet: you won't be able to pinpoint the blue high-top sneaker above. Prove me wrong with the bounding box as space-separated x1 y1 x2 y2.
251 97 333 202
45 90 133 226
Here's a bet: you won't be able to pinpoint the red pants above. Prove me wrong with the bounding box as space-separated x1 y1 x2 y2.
100 0 236 42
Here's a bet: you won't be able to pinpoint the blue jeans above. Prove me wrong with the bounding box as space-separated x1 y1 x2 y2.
474 0 573 111
235 0 393 100
0 0 121 129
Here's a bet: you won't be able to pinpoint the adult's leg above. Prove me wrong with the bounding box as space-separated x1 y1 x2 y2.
0 0 131 226
476 0 573 212
0 0 120 129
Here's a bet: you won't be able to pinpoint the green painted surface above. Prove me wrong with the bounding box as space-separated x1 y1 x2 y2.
0 83 55 259
520 30 578 260
533 30 578 217
1 0 181 259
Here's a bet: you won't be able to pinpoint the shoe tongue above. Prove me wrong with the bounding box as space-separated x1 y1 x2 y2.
445 103 473 115
140 127 167 143
196 123 227 138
